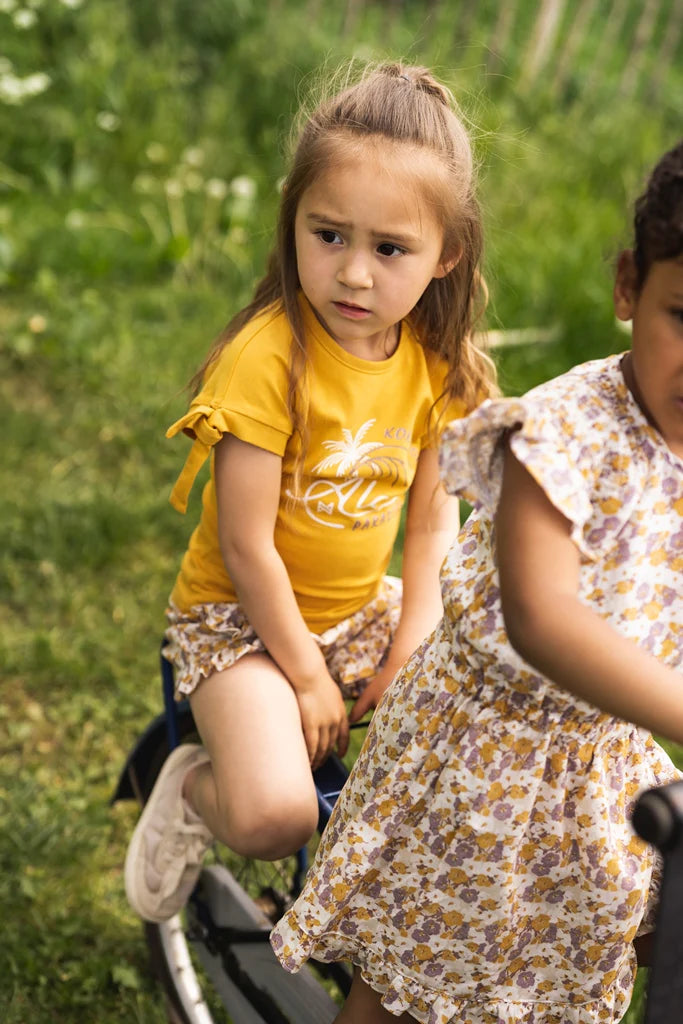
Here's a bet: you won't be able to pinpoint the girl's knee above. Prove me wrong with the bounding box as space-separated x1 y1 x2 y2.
218 788 318 859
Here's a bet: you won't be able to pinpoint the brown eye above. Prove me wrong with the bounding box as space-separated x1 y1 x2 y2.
377 243 404 257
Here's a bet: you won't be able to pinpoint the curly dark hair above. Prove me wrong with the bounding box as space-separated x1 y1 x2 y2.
633 138 683 288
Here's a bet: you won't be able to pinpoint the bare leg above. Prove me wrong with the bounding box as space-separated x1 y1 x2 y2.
334 970 417 1023
184 652 319 860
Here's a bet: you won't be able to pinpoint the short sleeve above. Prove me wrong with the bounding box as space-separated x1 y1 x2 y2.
166 316 293 512
438 392 633 562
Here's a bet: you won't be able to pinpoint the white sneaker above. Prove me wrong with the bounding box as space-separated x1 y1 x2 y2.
125 743 213 922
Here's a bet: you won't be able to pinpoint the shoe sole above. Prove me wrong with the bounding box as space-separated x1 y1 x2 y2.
124 742 210 923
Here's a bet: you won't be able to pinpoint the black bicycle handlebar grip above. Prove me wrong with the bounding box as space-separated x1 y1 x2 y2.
632 780 683 1024
633 782 683 852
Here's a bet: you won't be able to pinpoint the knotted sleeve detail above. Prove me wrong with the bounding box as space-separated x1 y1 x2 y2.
166 404 290 513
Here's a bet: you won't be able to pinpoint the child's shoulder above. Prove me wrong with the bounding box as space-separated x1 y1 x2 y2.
220 301 289 359
521 354 632 432
203 302 291 385
525 354 624 409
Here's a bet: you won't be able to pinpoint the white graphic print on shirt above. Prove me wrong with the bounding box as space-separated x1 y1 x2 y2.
286 419 417 529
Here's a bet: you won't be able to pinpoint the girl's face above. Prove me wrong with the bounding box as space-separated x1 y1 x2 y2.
615 252 683 458
294 144 453 359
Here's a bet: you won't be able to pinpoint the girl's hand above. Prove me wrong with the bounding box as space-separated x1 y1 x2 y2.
296 673 350 769
349 662 399 723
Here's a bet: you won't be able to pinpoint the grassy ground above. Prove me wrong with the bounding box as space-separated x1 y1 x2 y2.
0 284 203 1022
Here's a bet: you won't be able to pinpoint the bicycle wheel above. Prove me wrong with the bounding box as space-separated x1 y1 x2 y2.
136 722 346 1024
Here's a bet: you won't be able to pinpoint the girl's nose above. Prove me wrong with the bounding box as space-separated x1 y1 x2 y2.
337 251 372 289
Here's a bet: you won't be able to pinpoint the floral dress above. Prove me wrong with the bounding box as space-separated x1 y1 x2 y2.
270 355 683 1024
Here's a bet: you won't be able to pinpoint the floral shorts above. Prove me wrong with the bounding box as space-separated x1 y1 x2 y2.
164 576 403 699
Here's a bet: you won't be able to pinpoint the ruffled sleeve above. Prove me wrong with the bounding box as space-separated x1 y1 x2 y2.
438 389 633 561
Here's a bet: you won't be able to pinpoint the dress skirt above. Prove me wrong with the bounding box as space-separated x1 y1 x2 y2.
271 623 679 1024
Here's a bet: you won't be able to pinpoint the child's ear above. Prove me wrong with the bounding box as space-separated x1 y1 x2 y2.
434 248 462 279
614 250 638 321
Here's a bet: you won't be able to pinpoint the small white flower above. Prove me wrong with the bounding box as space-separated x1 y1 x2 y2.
96 111 120 132
145 142 168 164
0 70 51 104
132 173 157 195
182 146 204 168
183 170 204 193
13 8 37 28
230 175 256 200
164 179 184 198
0 0 17 12
59 0 84 7
65 210 86 230
205 177 228 201
23 72 51 96
0 74 24 104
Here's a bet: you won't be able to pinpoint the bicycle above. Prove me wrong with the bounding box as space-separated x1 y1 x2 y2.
112 643 361 1024
633 780 683 1024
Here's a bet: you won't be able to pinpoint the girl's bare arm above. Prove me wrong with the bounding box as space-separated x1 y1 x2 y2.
350 446 460 720
496 444 683 745
214 433 348 766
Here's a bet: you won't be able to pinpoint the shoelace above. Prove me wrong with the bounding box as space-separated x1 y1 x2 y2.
157 822 212 900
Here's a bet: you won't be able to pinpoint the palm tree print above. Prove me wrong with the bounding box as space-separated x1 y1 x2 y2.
313 419 384 477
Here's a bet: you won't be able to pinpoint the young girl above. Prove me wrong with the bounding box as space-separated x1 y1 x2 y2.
270 139 683 1023
124 62 498 924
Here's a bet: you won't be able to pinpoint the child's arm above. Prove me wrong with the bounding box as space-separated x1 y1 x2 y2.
496 444 683 744
214 434 349 769
349 446 460 722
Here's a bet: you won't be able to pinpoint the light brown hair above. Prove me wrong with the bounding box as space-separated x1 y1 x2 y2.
193 61 498 479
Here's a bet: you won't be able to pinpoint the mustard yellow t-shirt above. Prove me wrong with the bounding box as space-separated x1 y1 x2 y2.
167 297 464 632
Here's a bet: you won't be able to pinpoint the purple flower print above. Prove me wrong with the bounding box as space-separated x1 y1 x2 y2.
460 887 480 903
493 802 513 821
424 961 444 978
517 971 536 989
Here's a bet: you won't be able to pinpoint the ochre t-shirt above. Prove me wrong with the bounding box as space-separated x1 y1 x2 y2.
168 298 464 632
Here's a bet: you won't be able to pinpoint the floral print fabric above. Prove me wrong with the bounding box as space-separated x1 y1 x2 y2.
164 575 402 698
271 356 683 1024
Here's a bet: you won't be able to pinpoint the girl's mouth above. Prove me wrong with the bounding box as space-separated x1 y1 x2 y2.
333 301 371 319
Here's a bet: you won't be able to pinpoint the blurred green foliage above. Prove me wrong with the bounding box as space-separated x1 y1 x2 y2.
1 1 681 1020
